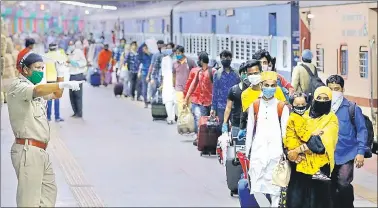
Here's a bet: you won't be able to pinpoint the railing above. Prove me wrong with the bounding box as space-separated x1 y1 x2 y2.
123 32 291 73
173 33 291 72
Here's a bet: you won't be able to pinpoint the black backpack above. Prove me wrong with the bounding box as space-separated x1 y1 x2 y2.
301 64 325 96
348 102 375 158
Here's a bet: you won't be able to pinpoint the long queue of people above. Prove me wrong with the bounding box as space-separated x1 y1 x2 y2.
102 38 375 208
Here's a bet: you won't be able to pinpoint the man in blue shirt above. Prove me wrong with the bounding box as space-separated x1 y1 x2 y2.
138 43 153 108
113 38 126 83
210 50 240 128
326 75 367 208
147 40 165 100
124 41 140 100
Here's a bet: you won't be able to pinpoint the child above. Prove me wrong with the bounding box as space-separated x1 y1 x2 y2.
284 92 330 181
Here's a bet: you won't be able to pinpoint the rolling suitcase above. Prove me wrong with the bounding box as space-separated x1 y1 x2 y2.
151 90 167 121
114 83 124 96
197 116 221 156
226 136 245 196
236 152 258 207
90 69 101 87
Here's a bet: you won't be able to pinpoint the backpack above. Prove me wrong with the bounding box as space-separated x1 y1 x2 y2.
195 67 213 83
348 102 375 158
301 64 325 96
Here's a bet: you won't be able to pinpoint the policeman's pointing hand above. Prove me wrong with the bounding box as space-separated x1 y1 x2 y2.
58 81 85 91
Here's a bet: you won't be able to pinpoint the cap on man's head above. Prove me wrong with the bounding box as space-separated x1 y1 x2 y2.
302 49 313 61
261 71 278 82
20 52 43 68
25 38 35 47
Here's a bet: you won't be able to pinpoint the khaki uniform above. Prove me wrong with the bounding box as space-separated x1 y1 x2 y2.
7 75 57 207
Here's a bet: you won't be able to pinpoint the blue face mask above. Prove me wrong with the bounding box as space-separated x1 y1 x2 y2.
176 55 183 60
164 49 173 56
262 87 276 99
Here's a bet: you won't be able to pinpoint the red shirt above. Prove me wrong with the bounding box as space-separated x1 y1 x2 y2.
16 48 31 72
187 67 216 107
184 67 201 103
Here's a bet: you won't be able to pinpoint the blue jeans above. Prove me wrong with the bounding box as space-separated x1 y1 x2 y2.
47 99 60 120
215 108 225 131
141 74 148 103
149 79 161 101
191 103 211 133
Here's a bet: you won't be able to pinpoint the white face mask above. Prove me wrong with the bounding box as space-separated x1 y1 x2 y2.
331 91 343 104
248 74 261 86
261 65 272 72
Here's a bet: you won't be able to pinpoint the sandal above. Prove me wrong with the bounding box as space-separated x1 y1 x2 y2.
312 171 331 181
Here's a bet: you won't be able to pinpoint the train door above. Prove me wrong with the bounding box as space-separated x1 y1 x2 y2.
269 13 277 36
211 15 216 34
179 17 183 33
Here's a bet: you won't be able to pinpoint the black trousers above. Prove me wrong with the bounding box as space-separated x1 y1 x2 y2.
331 159 354 208
69 73 84 117
129 72 138 98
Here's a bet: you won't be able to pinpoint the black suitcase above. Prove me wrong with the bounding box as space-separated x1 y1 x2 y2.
226 137 245 196
151 91 167 121
114 83 124 96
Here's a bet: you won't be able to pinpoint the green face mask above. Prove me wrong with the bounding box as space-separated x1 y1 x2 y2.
241 74 247 81
27 70 44 85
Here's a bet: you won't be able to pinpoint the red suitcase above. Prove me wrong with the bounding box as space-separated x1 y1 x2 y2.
197 116 221 156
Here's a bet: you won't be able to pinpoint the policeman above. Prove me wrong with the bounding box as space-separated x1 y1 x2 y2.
6 52 83 207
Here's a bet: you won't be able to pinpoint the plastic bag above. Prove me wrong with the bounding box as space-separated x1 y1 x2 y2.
177 107 195 134
217 132 231 166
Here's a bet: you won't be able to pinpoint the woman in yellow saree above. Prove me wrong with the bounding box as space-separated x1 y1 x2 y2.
284 86 339 208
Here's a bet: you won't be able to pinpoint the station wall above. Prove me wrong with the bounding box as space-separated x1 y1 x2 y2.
173 4 292 37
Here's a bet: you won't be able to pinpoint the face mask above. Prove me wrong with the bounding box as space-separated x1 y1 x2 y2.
248 74 261 86
27 70 44 85
67 46 75 53
293 106 307 115
221 60 231 68
241 74 248 82
331 91 343 104
262 87 276 99
313 100 332 115
164 49 173 56
242 76 251 87
176 55 183 60
100 39 104 43
161 49 166 54
262 65 270 71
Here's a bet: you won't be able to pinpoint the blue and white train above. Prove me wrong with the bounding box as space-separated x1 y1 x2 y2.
85 1 300 81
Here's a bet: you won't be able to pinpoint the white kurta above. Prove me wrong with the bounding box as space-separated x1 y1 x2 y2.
161 55 175 104
245 98 289 196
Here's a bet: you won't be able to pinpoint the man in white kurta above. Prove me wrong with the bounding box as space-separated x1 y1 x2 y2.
161 48 176 124
245 71 290 207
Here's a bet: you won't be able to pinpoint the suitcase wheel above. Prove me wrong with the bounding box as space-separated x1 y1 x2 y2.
230 192 234 197
153 118 155 121
200 152 203 156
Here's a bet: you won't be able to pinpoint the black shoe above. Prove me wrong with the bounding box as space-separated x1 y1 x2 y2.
71 114 77 117
192 139 198 146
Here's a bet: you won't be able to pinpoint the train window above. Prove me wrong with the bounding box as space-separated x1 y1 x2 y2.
282 40 288 68
316 44 324 72
339 45 348 76
359 46 368 78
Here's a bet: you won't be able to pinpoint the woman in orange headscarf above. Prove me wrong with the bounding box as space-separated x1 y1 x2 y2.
97 43 112 85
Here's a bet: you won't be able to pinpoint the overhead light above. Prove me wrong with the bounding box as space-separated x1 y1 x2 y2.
59 1 102 9
40 4 45 10
85 10 90 15
102 5 117 10
19 1 26 7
